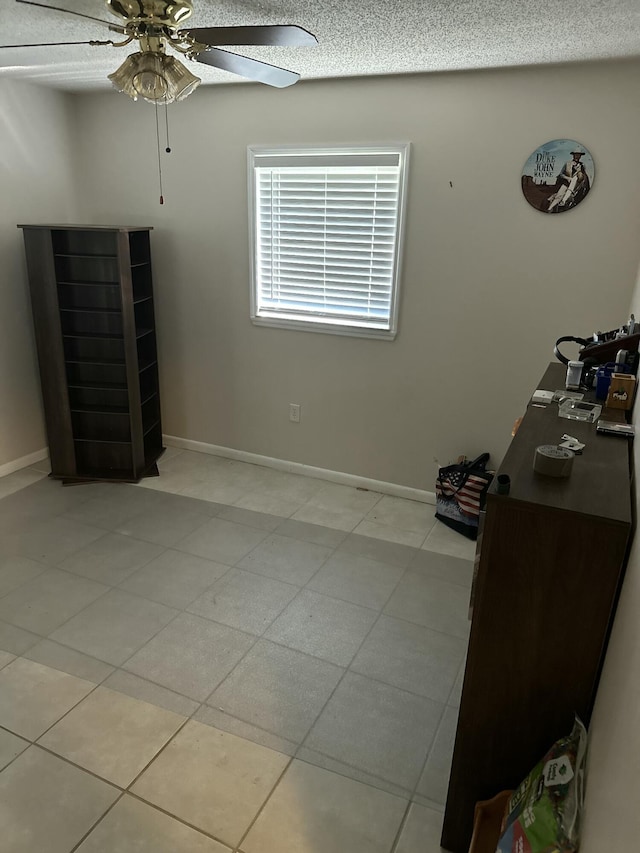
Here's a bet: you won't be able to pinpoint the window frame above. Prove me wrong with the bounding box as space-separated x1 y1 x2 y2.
247 143 410 340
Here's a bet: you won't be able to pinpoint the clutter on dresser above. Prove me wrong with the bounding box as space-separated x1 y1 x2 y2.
557 398 602 423
596 420 635 437
533 444 575 478
554 314 640 393
606 372 636 410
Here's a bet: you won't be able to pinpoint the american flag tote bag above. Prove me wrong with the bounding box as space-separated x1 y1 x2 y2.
435 453 493 540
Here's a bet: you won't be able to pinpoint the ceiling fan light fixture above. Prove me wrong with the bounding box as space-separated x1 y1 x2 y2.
108 51 200 103
132 52 167 100
108 52 150 100
162 55 201 101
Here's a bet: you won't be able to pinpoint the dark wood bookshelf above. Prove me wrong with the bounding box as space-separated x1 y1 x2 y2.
19 225 164 484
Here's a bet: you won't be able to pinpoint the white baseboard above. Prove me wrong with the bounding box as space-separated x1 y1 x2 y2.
0 448 48 479
163 435 436 505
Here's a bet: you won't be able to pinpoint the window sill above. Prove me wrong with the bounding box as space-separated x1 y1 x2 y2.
250 315 397 341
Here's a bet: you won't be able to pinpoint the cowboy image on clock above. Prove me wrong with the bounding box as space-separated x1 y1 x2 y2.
521 140 595 213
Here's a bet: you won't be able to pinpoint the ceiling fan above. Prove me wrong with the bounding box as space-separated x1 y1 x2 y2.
1 0 318 103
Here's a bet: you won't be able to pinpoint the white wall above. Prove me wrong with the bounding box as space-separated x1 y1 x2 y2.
580 269 640 851
0 80 78 468
70 59 640 489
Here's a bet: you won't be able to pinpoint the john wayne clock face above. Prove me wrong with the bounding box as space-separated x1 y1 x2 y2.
521 139 594 214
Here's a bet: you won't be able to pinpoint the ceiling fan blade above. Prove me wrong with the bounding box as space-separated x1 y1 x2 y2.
192 47 300 88
0 40 111 48
181 25 317 47
15 0 126 33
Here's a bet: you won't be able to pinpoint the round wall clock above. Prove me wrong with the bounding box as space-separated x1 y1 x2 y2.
521 139 595 213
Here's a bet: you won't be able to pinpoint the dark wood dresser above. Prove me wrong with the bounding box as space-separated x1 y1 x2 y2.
441 363 633 852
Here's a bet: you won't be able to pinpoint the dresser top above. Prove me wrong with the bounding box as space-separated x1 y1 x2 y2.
489 363 632 523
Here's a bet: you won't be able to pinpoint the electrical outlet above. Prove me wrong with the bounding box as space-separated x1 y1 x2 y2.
289 403 301 423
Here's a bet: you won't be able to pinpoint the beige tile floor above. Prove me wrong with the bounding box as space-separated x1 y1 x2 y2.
0 448 476 852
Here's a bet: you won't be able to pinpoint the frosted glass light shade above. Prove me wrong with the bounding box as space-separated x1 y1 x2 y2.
108 52 201 103
108 53 141 99
132 53 168 101
162 55 201 101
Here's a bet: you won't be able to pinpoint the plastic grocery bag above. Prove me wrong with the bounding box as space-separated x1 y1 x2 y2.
496 716 587 853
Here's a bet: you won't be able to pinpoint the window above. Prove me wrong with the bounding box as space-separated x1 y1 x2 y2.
248 144 410 339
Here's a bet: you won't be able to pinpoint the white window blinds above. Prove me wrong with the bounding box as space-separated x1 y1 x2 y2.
248 146 409 338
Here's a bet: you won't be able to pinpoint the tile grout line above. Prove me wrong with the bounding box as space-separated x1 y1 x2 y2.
49 546 237 606
21 637 120 677
192 706 298 755
106 498 222 545
292 745 413 800
406 698 449 805
37 712 237 851
113 594 256 684
403 619 467 809
36 711 237 849
102 664 206 717
199 533 411 747
404 661 465 811
38 508 247 670
167 524 426 798
181 525 349 713
193 576 323 721
267 480 384 532
124 714 192 791
389 799 414 853
67 791 126 853
0 541 190 645
293 556 414 777
228 491 306 521
232 754 296 853
118 559 237 611
445 655 466 708
109 514 300 705
235 527 337 583
126 788 236 849
287 544 462 798
0 490 182 629
26 581 182 667
107 618 292 853
31 678 105 743
0 728 30 774
201 653 458 741
0 653 17 671
33 738 127 788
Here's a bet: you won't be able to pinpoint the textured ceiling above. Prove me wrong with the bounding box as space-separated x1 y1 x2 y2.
0 0 639 92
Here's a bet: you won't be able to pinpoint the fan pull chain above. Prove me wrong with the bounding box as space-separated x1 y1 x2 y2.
164 101 172 154
154 99 164 205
